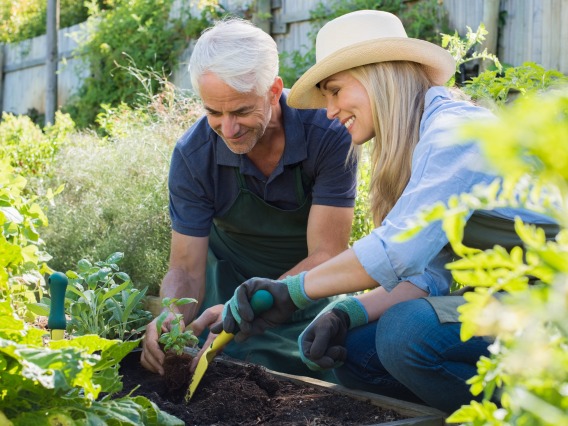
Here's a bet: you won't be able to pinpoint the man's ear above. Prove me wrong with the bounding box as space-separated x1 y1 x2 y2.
269 77 284 105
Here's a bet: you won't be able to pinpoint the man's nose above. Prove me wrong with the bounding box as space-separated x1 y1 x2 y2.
220 116 239 138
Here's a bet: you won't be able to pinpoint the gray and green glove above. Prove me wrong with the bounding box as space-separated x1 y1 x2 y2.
212 272 315 342
298 296 368 371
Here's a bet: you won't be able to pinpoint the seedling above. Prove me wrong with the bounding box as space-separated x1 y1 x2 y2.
156 297 199 355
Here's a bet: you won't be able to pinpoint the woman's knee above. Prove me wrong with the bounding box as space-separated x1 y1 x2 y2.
375 298 438 365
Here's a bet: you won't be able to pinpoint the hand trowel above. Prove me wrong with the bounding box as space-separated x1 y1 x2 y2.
186 289 273 402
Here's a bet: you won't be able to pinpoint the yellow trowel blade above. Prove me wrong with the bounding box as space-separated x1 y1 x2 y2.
186 290 273 402
186 330 234 402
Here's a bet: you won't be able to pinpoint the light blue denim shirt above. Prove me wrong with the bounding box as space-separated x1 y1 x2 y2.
352 86 554 296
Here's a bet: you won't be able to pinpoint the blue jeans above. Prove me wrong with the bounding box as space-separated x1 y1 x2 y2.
334 298 491 414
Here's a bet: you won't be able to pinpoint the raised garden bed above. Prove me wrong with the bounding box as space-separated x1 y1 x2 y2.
117 349 447 425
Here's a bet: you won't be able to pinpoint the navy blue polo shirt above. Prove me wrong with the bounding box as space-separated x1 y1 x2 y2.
169 90 357 237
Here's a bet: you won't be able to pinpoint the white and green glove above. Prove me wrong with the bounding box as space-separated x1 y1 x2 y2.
298 296 368 371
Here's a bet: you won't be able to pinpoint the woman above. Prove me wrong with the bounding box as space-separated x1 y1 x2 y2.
214 10 558 413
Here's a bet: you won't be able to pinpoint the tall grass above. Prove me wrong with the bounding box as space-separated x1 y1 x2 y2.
43 79 203 295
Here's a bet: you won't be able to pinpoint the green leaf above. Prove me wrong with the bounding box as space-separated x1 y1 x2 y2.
106 252 124 264
26 302 50 316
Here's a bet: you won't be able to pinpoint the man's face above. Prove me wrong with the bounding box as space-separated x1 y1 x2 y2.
199 73 273 155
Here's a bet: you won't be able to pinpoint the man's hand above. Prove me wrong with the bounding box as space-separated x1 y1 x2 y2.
140 311 180 375
213 274 311 342
187 304 224 372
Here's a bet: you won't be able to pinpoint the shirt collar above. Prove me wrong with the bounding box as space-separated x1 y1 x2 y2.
424 86 451 108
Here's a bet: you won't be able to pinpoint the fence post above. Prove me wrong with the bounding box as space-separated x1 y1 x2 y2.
46 0 59 125
0 43 4 114
480 0 500 72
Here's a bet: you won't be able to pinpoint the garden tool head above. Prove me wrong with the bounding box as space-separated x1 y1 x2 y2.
186 289 273 402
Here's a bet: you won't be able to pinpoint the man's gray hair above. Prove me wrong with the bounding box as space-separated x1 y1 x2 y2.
189 18 279 97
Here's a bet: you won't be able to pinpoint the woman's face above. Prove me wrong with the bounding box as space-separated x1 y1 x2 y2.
318 71 375 145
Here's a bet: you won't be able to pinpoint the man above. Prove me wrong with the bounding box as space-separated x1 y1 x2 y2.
140 18 356 379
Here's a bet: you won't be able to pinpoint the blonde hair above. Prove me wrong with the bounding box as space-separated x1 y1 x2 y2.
349 62 434 225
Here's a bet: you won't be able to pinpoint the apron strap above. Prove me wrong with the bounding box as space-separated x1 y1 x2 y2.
293 165 306 206
234 167 247 190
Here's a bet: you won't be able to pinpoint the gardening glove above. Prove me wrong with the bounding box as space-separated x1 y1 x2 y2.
299 296 368 371
211 272 315 342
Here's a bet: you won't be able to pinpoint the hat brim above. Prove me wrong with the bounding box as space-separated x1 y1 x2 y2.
288 38 456 109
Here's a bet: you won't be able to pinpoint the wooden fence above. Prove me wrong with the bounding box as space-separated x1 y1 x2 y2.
1 0 567 117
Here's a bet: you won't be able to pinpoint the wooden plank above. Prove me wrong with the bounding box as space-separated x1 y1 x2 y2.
502 0 522 67
531 0 543 65
524 0 532 63
272 0 314 34
561 0 568 72
541 0 553 67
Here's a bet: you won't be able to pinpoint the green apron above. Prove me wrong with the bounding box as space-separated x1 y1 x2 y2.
426 211 560 323
200 166 335 380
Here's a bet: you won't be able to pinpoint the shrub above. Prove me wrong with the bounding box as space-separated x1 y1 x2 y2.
0 0 104 43
0 147 182 426
42 80 204 295
463 62 568 108
349 148 373 245
64 0 225 128
0 111 74 180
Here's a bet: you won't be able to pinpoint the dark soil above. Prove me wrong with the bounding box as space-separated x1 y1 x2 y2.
117 351 409 425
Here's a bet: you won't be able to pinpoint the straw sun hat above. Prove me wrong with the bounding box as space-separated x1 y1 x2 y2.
287 10 456 109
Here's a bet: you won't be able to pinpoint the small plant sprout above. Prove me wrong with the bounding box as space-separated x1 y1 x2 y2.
156 297 199 355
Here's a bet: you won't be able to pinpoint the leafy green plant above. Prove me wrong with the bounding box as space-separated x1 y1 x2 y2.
156 297 199 355
0 160 59 322
463 61 568 108
441 23 502 82
53 252 153 340
0 300 183 425
398 87 568 424
0 0 106 43
0 111 74 179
